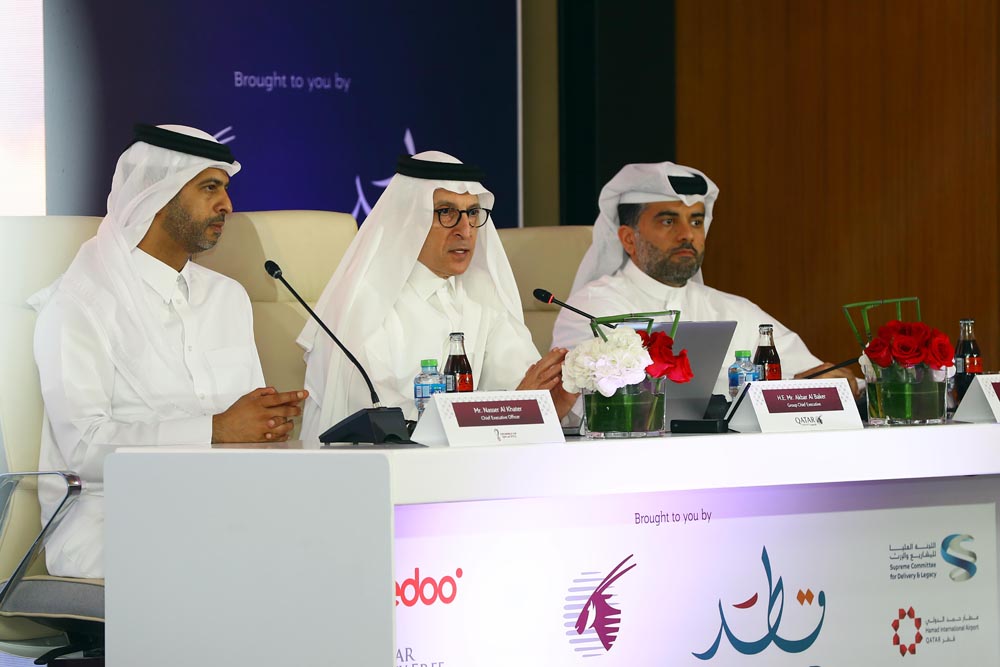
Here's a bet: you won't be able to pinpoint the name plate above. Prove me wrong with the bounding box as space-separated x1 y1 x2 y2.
411 390 565 447
953 374 1000 423
726 379 863 434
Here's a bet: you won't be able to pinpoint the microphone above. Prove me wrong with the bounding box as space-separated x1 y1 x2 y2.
264 260 411 445
532 288 615 330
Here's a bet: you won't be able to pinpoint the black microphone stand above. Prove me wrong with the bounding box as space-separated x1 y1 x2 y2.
265 260 415 446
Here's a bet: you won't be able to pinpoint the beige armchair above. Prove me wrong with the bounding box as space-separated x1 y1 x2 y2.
195 210 359 429
496 225 593 353
0 210 359 662
0 215 105 662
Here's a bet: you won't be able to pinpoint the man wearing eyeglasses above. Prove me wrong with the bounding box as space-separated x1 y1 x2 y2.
297 151 576 441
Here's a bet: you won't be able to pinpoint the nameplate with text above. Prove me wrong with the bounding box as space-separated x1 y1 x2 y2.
726 379 862 434
953 374 1000 424
411 391 564 447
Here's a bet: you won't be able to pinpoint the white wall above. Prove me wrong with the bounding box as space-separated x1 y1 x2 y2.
0 0 45 215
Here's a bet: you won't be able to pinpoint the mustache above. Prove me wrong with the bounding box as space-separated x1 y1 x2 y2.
669 241 698 256
205 214 226 225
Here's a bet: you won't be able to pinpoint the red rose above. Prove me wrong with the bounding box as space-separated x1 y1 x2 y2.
877 320 904 341
925 332 955 369
865 337 893 367
640 331 675 376
665 349 694 383
898 321 932 345
890 333 926 366
637 330 693 382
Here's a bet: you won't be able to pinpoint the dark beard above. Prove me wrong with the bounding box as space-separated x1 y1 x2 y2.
161 196 223 253
633 232 703 286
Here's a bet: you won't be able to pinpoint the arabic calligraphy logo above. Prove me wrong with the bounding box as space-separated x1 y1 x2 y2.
693 546 826 660
891 606 922 656
941 534 977 582
564 554 636 656
213 126 236 145
351 128 416 222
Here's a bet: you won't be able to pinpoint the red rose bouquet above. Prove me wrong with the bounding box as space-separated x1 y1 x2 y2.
863 320 955 370
859 319 954 425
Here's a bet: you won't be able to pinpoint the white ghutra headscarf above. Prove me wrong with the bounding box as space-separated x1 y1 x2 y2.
32 124 241 414
571 161 720 294
297 150 526 437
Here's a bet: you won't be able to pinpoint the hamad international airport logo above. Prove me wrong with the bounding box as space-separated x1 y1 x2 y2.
563 554 636 657
890 606 922 656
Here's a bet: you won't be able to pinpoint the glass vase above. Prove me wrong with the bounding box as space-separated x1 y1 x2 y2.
582 375 667 438
865 363 947 425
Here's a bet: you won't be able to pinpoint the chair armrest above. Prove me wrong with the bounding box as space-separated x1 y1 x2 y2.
0 472 82 607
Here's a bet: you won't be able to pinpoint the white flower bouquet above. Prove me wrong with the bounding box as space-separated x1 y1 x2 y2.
562 328 652 397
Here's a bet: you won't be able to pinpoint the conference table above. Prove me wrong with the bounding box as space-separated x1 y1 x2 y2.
104 423 1000 666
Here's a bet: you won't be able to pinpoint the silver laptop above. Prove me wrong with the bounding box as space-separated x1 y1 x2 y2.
624 320 737 422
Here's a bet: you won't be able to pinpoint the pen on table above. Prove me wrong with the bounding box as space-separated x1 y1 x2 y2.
803 357 858 379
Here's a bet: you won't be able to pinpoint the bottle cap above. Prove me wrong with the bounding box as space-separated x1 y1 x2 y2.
420 358 438 367
449 332 465 337
736 350 751 358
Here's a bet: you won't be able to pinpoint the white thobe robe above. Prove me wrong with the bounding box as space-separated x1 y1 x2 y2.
300 262 540 438
551 261 821 397
35 249 264 578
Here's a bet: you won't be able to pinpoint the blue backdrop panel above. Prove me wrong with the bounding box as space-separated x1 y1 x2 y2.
43 0 520 226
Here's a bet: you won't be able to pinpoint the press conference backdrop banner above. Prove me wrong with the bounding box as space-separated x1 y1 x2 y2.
395 483 998 665
43 0 520 225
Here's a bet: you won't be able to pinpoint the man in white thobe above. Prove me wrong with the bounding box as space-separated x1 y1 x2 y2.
33 124 306 578
298 152 575 441
552 161 858 397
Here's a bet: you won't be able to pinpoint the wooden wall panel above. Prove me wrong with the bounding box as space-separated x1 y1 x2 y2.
676 0 998 368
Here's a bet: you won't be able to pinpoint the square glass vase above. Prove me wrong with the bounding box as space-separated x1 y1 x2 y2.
864 363 947 426
582 375 667 438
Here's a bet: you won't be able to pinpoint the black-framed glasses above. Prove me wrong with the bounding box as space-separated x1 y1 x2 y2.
434 207 491 228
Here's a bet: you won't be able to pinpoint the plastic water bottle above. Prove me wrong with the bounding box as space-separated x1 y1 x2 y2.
414 359 447 417
728 350 757 398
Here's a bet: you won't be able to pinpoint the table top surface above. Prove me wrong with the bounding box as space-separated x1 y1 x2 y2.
108 421 1000 504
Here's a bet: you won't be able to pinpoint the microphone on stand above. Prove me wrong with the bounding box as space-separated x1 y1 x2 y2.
532 289 616 332
264 260 412 445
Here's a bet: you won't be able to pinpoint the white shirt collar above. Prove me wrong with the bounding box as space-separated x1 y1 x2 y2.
409 260 459 302
622 259 690 300
131 248 193 303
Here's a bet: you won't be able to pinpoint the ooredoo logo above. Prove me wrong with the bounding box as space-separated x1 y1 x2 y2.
395 567 463 607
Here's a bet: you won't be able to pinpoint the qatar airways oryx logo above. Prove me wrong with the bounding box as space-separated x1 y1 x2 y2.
563 554 636 657
395 567 463 607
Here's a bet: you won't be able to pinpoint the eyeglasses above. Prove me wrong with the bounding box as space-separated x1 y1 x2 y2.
433 206 491 228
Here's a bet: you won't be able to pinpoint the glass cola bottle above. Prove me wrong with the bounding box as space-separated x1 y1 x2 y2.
753 324 782 381
954 318 983 403
443 332 473 393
